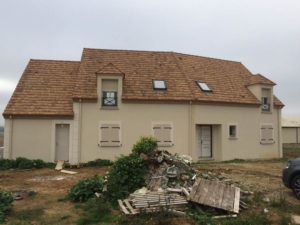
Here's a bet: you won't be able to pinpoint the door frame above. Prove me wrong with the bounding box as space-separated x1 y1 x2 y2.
51 120 73 162
198 125 213 158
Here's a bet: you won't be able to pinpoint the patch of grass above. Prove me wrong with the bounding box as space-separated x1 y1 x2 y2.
76 198 114 225
278 214 292 225
27 191 37 197
270 192 289 211
195 157 288 165
12 208 44 221
252 191 264 203
60 215 71 220
219 212 272 225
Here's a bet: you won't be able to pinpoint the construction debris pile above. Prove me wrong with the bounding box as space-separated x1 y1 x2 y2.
118 150 249 216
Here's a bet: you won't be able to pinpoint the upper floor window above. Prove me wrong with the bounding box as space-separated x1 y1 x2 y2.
153 79 167 90
102 91 117 106
196 81 212 92
261 88 271 112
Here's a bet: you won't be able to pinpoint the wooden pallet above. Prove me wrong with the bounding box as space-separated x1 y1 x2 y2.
119 192 188 215
190 178 240 213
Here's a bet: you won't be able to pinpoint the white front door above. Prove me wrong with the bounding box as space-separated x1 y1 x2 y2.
198 125 212 158
55 124 70 161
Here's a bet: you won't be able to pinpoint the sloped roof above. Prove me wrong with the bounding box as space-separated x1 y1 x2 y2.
3 59 80 117
3 48 284 117
246 73 276 86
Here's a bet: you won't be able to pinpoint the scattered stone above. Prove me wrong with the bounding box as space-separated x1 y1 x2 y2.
10 190 28 200
263 208 269 213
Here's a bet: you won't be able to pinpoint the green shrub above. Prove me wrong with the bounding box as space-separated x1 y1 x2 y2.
0 189 14 223
84 159 113 167
132 136 158 157
105 153 146 201
68 175 103 202
0 158 55 170
0 159 16 170
15 157 34 169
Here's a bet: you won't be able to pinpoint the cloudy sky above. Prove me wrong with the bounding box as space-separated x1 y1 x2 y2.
0 0 299 126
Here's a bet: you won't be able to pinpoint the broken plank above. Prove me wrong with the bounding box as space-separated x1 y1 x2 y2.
166 188 182 193
124 199 137 214
55 160 64 170
61 169 77 175
233 187 240 213
182 187 190 198
118 200 130 215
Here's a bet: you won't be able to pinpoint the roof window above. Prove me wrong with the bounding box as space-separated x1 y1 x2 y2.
196 81 212 92
153 79 167 90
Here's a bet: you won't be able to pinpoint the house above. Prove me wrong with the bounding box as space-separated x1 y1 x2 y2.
282 118 300 144
2 49 284 163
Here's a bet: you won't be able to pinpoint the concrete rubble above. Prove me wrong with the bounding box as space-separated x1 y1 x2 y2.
119 150 249 215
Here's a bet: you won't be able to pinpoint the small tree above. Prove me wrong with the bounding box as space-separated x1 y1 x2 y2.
132 136 158 157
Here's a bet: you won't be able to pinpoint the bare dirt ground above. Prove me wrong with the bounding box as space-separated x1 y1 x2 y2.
0 160 299 224
0 167 109 225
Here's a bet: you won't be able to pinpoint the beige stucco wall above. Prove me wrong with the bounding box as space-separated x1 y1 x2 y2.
80 101 190 162
10 119 52 161
282 127 299 143
192 104 280 161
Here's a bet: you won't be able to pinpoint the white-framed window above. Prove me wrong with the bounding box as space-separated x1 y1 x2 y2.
99 122 121 147
152 122 173 147
153 79 167 90
196 81 212 92
228 124 238 139
260 123 274 144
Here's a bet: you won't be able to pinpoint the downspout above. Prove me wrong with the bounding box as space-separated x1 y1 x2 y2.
277 108 282 158
78 99 82 164
188 101 192 157
9 116 13 159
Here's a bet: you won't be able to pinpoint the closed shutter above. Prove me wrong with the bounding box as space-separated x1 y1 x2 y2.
100 123 121 147
260 124 274 144
153 123 173 147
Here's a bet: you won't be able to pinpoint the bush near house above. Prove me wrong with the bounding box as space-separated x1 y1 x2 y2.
105 153 146 201
0 157 56 170
83 159 113 167
132 136 158 157
0 189 13 223
67 137 153 203
68 175 104 202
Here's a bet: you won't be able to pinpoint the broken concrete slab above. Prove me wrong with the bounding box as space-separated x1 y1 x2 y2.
190 178 240 213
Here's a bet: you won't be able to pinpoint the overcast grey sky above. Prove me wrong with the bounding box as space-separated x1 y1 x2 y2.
0 0 299 126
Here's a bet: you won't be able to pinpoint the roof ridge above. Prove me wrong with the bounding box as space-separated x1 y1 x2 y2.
173 52 242 64
83 47 172 54
30 59 80 63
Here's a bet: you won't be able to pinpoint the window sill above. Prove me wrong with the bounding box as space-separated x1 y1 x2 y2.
98 144 122 147
158 143 174 147
261 111 272 114
100 106 119 110
228 137 238 140
260 141 275 145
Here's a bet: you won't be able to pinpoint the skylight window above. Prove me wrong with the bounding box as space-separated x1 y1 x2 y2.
153 79 167 90
196 81 212 92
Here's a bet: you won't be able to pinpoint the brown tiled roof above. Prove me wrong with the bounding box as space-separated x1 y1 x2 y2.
4 49 284 117
246 73 276 86
3 59 80 117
